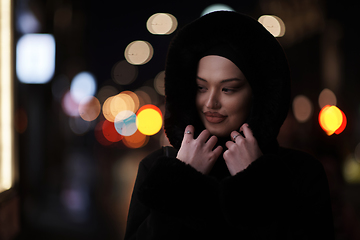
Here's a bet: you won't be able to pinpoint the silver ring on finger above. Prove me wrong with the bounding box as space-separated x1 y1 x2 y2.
233 134 241 141
185 131 192 134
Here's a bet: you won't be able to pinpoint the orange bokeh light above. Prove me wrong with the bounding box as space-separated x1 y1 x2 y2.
122 129 149 148
137 104 162 118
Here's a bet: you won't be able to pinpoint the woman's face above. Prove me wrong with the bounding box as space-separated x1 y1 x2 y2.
196 55 252 138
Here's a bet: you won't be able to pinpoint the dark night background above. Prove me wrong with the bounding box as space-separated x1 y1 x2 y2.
7 0 360 239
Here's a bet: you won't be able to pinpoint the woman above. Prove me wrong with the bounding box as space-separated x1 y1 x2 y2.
125 11 334 239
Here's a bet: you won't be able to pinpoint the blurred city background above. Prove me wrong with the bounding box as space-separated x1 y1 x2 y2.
0 0 360 239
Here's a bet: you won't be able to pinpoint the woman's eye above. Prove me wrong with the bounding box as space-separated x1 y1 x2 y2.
222 86 240 93
222 88 234 93
197 85 206 92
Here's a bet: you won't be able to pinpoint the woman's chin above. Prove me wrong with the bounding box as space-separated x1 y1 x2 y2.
207 128 232 138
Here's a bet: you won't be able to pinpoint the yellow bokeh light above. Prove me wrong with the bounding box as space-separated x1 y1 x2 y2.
318 88 337 109
258 15 285 37
319 105 343 136
136 105 163 136
124 40 153 65
343 156 360 183
292 95 313 123
147 13 177 35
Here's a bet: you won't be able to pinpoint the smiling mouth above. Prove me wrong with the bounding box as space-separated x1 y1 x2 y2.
203 112 227 124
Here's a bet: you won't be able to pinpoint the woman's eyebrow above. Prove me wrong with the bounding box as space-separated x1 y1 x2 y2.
196 76 244 83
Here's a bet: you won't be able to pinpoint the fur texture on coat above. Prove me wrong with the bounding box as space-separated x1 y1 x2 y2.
164 11 291 153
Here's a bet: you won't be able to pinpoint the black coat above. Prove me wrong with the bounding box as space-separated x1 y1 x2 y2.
125 146 334 239
125 11 334 239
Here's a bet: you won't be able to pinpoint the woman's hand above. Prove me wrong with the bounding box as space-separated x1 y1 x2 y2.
176 125 223 175
223 123 263 176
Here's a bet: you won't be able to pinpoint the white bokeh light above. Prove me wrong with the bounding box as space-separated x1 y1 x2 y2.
114 110 137 136
201 4 234 16
16 34 55 84
70 72 97 103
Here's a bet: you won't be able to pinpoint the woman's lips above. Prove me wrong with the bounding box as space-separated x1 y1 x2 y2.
203 112 227 123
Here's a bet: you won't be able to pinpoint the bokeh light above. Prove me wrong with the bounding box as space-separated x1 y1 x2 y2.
136 104 163 136
122 91 140 112
111 60 138 85
102 120 123 142
16 34 55 83
17 9 40 34
355 142 360 162
122 130 149 149
201 4 234 16
62 90 80 117
102 96 116 122
138 86 159 105
52 75 70 102
343 156 360 183
114 110 137 136
70 72 97 103
69 117 91 135
154 71 165 96
146 13 177 35
319 105 346 136
292 95 313 123
135 89 152 107
78 96 101 122
318 88 337 108
94 121 112 146
102 91 138 123
258 15 286 37
111 93 134 116
124 41 153 65
97 85 118 105
334 109 347 135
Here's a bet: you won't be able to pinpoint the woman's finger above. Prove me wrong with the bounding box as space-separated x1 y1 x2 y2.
241 123 253 139
206 135 218 149
197 129 211 142
213 145 223 159
231 130 243 143
225 140 235 149
183 125 195 141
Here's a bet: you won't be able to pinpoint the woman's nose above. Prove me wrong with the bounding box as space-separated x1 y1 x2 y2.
205 91 220 109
